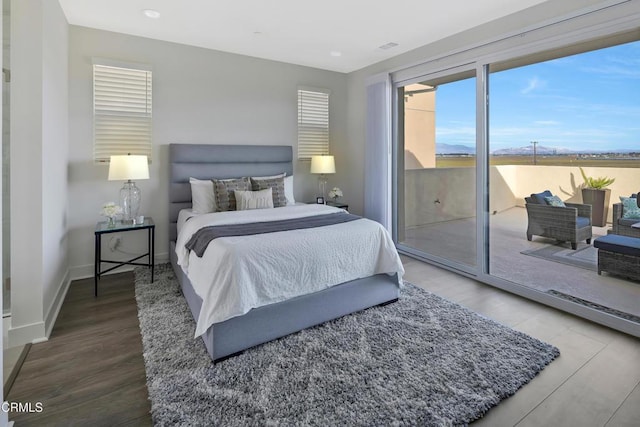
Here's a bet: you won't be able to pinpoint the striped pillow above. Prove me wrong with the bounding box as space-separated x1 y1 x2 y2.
235 188 274 211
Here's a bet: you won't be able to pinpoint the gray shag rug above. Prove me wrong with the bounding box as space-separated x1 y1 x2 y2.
521 242 597 271
134 264 559 426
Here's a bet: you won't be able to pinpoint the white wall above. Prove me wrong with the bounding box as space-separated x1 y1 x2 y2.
0 0 6 423
2 5 9 308
9 0 69 345
67 26 349 278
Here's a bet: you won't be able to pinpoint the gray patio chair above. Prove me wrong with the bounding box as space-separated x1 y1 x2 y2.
611 193 640 238
525 190 592 250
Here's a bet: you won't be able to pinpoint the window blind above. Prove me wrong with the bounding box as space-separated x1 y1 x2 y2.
93 64 152 162
297 89 329 159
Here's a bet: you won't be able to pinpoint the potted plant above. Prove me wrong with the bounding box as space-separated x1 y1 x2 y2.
579 167 615 227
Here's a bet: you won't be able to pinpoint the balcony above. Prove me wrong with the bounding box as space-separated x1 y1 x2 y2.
400 164 640 322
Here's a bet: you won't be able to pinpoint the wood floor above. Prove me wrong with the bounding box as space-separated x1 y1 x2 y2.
7 272 151 426
7 259 640 426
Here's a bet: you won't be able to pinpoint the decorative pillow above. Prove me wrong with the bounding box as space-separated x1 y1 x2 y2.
531 190 553 205
250 177 287 207
620 196 640 219
283 175 295 205
544 195 566 207
189 177 216 214
212 177 250 211
235 188 274 210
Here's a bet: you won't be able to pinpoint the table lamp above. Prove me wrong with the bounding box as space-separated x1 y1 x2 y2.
108 154 149 223
310 155 335 201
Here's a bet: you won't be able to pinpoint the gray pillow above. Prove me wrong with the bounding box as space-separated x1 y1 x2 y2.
250 177 287 208
212 177 250 211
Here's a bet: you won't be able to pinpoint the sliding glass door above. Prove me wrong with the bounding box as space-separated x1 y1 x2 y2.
392 32 640 335
488 40 640 323
396 70 477 270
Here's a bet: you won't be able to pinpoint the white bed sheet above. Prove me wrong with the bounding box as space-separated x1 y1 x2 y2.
176 204 404 337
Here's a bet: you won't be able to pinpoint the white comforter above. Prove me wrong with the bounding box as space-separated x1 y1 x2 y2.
176 204 404 337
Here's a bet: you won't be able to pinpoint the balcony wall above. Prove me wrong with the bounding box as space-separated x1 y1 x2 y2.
404 165 640 228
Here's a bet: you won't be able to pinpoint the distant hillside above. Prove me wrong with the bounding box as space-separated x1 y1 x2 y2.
436 143 638 155
492 145 574 156
436 143 475 154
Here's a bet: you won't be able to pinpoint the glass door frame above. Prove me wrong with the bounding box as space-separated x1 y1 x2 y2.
392 63 484 278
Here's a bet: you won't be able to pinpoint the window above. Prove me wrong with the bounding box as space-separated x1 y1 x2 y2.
93 61 152 162
297 88 329 159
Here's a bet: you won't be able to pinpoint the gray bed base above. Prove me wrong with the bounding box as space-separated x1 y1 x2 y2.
168 143 400 362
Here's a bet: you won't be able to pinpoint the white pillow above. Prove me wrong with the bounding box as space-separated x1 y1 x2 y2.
284 175 295 205
235 188 274 210
189 177 216 214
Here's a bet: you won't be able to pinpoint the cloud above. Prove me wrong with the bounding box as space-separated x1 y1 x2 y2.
521 77 545 94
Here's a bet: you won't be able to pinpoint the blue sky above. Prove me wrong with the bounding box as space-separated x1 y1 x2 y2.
434 40 640 152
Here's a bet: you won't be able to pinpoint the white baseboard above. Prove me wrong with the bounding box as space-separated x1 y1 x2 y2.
69 252 169 281
7 321 47 347
44 269 71 338
7 267 72 346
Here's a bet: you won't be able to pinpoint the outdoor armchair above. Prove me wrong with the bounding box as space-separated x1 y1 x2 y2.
611 194 640 238
525 190 592 250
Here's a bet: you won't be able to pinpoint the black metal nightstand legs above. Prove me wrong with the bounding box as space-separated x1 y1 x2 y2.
94 233 100 296
149 227 155 283
94 217 156 296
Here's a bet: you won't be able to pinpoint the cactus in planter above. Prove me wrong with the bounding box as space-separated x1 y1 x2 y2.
579 167 613 227
579 167 615 189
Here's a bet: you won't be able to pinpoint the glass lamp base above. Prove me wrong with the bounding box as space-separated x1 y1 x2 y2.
120 180 141 223
318 175 328 200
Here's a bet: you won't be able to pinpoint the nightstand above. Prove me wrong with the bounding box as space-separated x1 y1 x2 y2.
94 217 155 296
325 200 348 210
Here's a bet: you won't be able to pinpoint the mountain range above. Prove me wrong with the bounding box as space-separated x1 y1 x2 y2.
436 143 636 155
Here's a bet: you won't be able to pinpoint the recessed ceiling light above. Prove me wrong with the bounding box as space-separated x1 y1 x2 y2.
330 51 342 57
143 9 161 19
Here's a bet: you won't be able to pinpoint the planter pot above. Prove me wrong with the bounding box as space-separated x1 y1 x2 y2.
581 188 611 227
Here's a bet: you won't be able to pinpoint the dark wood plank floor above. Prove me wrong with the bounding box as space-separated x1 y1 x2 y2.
7 272 152 426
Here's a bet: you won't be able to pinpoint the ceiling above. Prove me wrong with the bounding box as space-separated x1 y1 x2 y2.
58 0 550 73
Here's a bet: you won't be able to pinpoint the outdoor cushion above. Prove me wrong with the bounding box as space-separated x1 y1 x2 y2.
576 216 590 228
594 234 640 258
531 190 553 205
544 195 566 207
619 197 640 219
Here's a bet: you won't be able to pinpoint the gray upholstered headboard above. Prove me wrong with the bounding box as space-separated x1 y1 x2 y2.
168 144 293 243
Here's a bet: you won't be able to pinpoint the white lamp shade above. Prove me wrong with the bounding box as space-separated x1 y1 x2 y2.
310 155 336 174
108 155 150 181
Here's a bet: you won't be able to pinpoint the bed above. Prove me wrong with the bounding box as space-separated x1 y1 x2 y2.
168 143 403 362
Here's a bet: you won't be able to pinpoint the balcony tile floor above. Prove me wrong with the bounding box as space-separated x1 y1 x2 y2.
402 206 640 320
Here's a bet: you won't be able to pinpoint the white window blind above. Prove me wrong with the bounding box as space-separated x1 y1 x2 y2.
297 88 329 159
93 63 152 162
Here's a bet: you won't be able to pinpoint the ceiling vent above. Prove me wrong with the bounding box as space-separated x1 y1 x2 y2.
378 42 399 50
